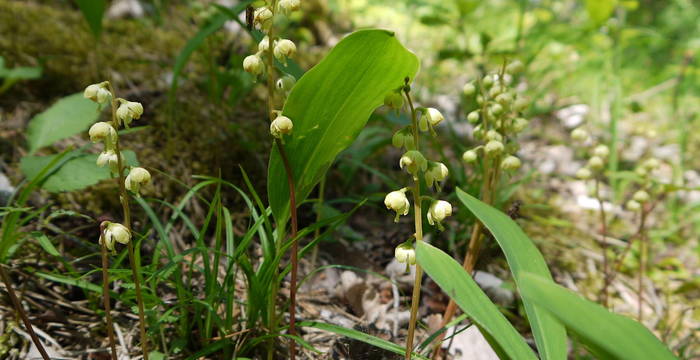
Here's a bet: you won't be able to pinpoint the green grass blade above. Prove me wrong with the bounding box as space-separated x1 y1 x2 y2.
519 273 677 360
297 321 428 359
415 241 538 360
456 188 567 360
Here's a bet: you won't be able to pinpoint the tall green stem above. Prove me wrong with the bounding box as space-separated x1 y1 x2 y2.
262 4 300 358
404 87 423 360
107 82 149 360
595 178 610 307
101 241 119 360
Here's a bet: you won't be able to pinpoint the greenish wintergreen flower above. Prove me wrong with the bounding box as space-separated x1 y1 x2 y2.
270 115 293 138
100 221 130 252
274 39 296 63
96 150 122 173
89 122 117 147
467 110 480 124
511 117 529 133
419 107 444 131
116 99 143 127
125 167 151 195
427 200 452 231
243 54 264 75
279 0 301 14
391 127 414 150
462 149 478 163
484 140 504 155
253 7 273 30
384 91 404 110
424 161 448 189
588 156 604 171
399 150 428 178
633 190 650 203
384 188 410 222
571 127 589 142
626 199 641 211
576 167 592 180
593 145 610 158
462 82 476 97
84 82 111 104
394 242 416 272
501 155 521 171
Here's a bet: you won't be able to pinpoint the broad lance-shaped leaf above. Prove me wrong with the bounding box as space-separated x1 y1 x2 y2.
26 93 101 154
519 273 677 360
268 29 419 225
456 188 567 360
416 241 538 360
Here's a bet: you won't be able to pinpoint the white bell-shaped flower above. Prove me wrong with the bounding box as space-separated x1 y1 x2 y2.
125 167 151 195
427 200 452 230
384 188 410 222
270 115 293 138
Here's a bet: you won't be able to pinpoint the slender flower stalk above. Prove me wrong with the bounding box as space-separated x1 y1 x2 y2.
106 83 150 360
594 178 610 307
100 236 119 360
404 86 424 360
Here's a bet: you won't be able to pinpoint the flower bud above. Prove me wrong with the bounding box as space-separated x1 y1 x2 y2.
391 127 414 150
587 156 604 171
89 122 117 146
593 145 610 158
96 150 122 173
100 221 130 251
258 36 270 53
384 92 404 110
276 74 296 93
399 150 428 178
428 200 452 230
489 103 504 116
419 107 444 131
633 190 650 203
486 130 502 142
384 189 410 222
511 117 529 133
125 167 151 194
279 0 301 14
253 7 273 29
467 110 480 124
576 167 592 180
484 140 504 155
116 100 143 127
642 158 660 170
501 155 521 171
394 242 416 273
462 150 478 163
626 199 641 211
462 82 476 97
482 74 495 88
270 115 293 138
425 162 448 188
495 92 513 106
274 39 296 62
84 83 111 104
243 54 264 75
571 127 589 142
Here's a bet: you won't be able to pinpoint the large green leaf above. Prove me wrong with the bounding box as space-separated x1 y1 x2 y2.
519 273 677 360
26 93 101 153
20 150 138 192
456 188 567 360
75 0 106 38
415 241 538 360
267 29 419 225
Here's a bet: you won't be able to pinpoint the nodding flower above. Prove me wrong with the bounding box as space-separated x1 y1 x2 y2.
100 221 131 252
384 188 410 222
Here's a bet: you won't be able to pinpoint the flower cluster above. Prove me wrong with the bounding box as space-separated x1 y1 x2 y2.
384 87 453 267
625 158 660 211
461 62 528 172
85 82 152 251
242 1 301 140
570 127 610 181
